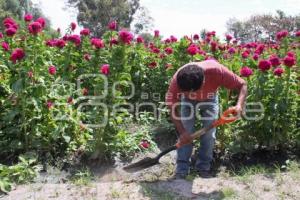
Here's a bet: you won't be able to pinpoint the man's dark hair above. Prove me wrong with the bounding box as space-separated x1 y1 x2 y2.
176 65 204 91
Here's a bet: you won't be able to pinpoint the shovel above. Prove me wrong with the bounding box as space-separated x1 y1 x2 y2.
123 108 238 172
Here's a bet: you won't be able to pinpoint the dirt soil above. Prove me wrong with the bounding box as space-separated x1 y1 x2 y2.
1 150 300 200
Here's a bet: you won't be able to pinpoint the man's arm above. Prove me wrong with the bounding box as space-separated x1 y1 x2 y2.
231 83 247 114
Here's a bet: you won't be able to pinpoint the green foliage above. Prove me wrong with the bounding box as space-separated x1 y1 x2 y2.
0 156 39 193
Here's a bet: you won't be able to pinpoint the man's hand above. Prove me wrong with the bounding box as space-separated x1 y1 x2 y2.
228 105 243 118
178 132 193 147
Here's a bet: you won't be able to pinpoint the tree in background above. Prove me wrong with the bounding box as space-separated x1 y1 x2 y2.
226 10 300 43
67 0 153 36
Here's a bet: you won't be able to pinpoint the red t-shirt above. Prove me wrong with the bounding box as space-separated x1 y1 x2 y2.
165 60 245 107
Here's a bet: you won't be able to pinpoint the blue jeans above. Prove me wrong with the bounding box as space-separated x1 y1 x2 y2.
176 95 219 175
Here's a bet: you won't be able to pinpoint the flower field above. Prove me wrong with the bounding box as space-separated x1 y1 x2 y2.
0 14 299 167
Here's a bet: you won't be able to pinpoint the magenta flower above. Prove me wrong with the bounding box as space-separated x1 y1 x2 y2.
108 21 117 30
110 38 118 46
210 41 217 52
269 55 281 67
296 31 300 37
164 47 173 55
48 65 57 75
187 44 199 55
28 22 43 35
253 54 259 61
283 55 296 67
91 38 105 49
154 30 159 37
241 51 249 59
170 35 177 42
5 27 17 36
240 66 253 77
258 60 272 71
36 17 46 28
1 42 9 51
193 34 200 40
118 29 133 44
55 39 66 48
148 61 157 68
228 47 236 54
100 64 110 75
10 48 25 63
84 54 91 61
273 67 284 77
67 35 81 46
136 36 144 43
80 28 90 36
71 22 76 31
276 30 289 40
225 34 233 42
46 100 54 109
24 14 33 22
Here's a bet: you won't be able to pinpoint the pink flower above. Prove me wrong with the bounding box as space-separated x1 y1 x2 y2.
71 22 76 31
269 55 281 67
3 18 18 29
154 30 159 37
283 55 296 67
276 30 289 40
84 54 91 61
48 65 56 75
164 47 173 55
228 47 235 54
28 22 43 35
1 42 9 51
206 31 216 37
36 17 46 28
91 38 105 49
273 67 284 77
100 64 110 75
108 21 117 30
193 34 200 40
296 31 300 37
0 32 3 39
118 29 133 44
10 48 25 63
140 139 150 149
136 36 144 43
225 34 233 41
187 44 199 55
55 39 66 48
240 66 253 77
45 39 57 47
24 14 33 22
287 51 296 58
46 100 54 109
258 60 271 71
241 51 249 59
254 44 265 55
5 27 17 36
80 28 90 36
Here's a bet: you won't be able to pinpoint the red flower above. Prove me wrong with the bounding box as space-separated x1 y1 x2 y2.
80 28 90 36
136 36 144 43
55 39 66 48
154 30 160 37
46 100 54 109
110 38 119 46
148 61 157 68
48 65 56 75
84 54 91 61
187 44 199 55
276 30 289 40
164 38 171 44
67 35 81 46
287 51 296 58
10 48 25 63
1 42 9 51
269 55 281 67
151 47 160 54
273 67 284 77
36 17 46 28
296 31 300 37
3 18 18 29
5 27 17 36
71 22 76 31
140 139 150 149
82 88 88 96
210 41 218 52
165 47 173 55
28 22 43 35
225 34 233 41
193 34 200 40
100 64 110 75
283 55 296 67
24 14 33 22
91 38 105 49
228 47 235 54
206 31 216 37
258 60 271 71
254 44 265 55
67 97 73 104
46 39 57 47
108 21 117 30
240 66 253 77
118 29 133 44
0 32 3 39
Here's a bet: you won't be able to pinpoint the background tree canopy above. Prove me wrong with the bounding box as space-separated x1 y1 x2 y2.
226 10 300 43
67 0 153 37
